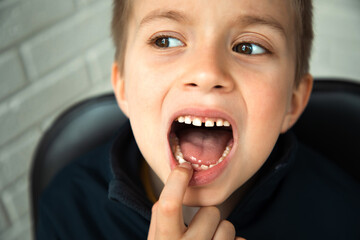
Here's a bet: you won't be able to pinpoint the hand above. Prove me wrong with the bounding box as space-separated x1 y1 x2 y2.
148 163 246 240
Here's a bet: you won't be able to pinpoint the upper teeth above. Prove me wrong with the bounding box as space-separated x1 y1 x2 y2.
177 116 231 127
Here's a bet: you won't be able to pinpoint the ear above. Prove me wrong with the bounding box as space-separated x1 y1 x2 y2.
111 62 129 117
281 73 313 133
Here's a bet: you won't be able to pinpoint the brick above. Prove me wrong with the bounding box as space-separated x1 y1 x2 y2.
87 80 113 96
0 50 27 100
0 0 22 9
40 79 113 133
1 177 29 223
0 58 89 146
314 1 360 41
0 213 31 240
20 1 112 80
85 39 114 83
0 130 41 191
0 0 75 51
13 227 32 240
315 0 360 12
326 39 360 80
0 203 10 233
311 0 360 82
73 0 98 8
310 34 332 76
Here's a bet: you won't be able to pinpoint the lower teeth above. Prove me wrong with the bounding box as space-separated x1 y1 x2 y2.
171 136 232 170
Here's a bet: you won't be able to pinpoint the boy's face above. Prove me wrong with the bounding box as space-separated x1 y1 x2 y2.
113 0 311 206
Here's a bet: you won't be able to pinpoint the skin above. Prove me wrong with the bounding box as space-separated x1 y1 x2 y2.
112 0 313 238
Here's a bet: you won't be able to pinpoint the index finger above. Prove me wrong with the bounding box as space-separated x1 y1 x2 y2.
156 163 193 237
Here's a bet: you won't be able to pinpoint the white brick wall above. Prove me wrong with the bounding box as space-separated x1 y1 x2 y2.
311 0 360 80
0 0 75 51
0 1 113 239
0 0 359 239
0 50 26 101
20 2 111 81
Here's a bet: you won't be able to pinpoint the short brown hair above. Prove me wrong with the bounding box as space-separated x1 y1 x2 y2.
111 0 313 83
291 0 314 84
111 0 132 71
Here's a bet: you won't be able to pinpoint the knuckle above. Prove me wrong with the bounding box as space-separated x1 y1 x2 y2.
158 198 180 216
219 220 236 234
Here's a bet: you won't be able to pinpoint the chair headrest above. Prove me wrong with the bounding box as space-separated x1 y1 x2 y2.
293 79 360 182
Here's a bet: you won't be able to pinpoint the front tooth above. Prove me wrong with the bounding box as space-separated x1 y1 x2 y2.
192 118 202 126
200 165 209 170
223 120 230 127
192 164 199 168
177 116 185 123
184 116 192 124
205 119 214 127
209 164 216 168
216 119 224 127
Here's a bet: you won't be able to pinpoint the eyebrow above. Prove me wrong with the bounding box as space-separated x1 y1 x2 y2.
139 9 287 37
139 9 189 27
236 15 287 37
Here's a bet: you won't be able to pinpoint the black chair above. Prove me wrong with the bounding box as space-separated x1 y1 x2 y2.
30 79 360 232
30 93 127 232
292 79 360 181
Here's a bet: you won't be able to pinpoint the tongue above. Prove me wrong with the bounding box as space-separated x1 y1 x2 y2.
177 128 232 165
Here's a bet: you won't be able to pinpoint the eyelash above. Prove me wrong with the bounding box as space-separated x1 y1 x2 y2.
148 34 271 55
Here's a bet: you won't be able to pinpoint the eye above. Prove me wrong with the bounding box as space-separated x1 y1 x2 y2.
153 36 184 48
232 43 267 55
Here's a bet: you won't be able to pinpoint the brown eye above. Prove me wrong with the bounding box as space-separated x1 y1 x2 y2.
153 36 184 48
155 37 170 48
232 43 266 55
232 43 253 54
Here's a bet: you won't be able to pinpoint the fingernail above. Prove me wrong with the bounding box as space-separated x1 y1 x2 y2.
178 162 192 171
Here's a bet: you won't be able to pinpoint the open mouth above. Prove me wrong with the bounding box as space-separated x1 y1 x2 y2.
168 115 234 185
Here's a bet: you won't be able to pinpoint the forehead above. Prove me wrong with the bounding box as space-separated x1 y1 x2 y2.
131 0 294 36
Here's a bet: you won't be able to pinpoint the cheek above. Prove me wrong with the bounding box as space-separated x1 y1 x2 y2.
250 85 289 125
244 68 293 126
239 70 293 164
123 65 173 183
125 68 161 115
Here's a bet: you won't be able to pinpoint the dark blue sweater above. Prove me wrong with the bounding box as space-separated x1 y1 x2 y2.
37 122 360 239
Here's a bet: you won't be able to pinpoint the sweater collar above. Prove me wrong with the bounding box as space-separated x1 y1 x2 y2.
108 121 153 220
228 130 297 229
108 121 297 224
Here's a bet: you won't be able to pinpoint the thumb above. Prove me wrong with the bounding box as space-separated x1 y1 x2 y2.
148 202 158 240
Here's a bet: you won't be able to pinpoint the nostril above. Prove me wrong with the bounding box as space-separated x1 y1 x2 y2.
186 83 224 89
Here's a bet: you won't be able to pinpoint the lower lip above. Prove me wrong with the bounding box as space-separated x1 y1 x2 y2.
168 145 233 186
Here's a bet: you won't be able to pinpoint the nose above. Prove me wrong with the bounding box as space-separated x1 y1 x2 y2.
181 46 235 93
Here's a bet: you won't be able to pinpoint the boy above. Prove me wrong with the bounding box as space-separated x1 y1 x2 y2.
37 0 360 239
